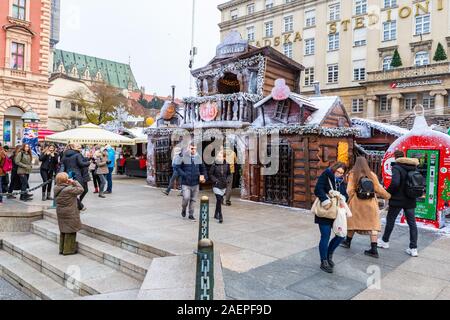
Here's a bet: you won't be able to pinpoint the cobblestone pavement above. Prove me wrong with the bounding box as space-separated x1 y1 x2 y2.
0 278 30 300
7 174 450 300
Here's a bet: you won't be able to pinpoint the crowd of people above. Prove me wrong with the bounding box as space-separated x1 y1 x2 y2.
314 151 421 274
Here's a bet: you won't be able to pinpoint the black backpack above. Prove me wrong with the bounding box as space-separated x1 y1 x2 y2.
357 177 375 200
401 168 425 199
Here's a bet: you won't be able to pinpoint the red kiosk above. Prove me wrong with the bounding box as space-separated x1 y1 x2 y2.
382 107 450 229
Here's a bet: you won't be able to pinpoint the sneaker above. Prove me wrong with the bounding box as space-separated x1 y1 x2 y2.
377 239 390 249
406 248 419 257
7 195 16 200
225 201 232 206
320 261 333 274
189 216 196 221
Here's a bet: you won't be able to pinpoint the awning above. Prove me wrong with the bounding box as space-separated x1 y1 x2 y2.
39 130 56 141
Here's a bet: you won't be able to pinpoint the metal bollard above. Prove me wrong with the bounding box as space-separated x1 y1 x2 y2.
195 238 214 301
198 196 210 241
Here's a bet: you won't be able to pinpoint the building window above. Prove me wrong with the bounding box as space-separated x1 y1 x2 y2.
247 26 255 41
383 56 393 71
352 99 364 113
55 100 61 109
327 64 339 83
328 33 340 51
71 103 77 112
423 94 435 109
329 3 340 21
404 95 417 110
354 68 366 81
10 42 25 70
12 0 26 20
305 10 316 27
304 67 315 86
305 38 315 55
355 0 367 15
354 28 367 47
415 51 430 66
383 21 397 41
275 101 290 122
283 43 293 59
247 3 255 15
230 9 238 20
285 0 294 3
265 0 274 9
284 15 294 33
384 0 397 8
415 14 431 35
379 96 391 112
265 21 273 37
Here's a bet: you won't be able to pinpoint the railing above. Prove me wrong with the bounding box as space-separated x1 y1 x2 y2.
367 62 450 82
183 93 259 127
195 196 215 301
0 68 31 80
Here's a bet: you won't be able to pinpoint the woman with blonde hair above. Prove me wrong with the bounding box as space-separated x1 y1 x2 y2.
341 157 391 258
54 172 85 255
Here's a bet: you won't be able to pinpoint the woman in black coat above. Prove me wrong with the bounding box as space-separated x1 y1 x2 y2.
7 145 24 199
59 144 91 211
39 144 59 201
209 152 231 224
313 162 348 274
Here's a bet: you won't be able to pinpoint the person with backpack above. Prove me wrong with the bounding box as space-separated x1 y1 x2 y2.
341 157 391 258
39 144 59 201
378 151 421 257
15 144 34 202
314 162 348 274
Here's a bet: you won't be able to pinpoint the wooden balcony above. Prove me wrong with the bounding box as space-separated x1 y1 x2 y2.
366 62 450 82
182 93 258 129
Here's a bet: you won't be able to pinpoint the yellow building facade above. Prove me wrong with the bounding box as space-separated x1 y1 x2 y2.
218 0 450 122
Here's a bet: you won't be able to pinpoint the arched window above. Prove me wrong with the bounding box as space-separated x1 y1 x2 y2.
383 56 393 71
415 51 430 67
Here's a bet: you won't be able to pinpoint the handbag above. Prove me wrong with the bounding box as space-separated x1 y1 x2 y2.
333 203 348 237
311 179 339 220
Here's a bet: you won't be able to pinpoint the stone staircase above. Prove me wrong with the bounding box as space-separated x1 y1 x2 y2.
0 210 161 300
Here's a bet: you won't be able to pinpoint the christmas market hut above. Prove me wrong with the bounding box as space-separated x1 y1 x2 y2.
243 79 358 209
145 31 305 188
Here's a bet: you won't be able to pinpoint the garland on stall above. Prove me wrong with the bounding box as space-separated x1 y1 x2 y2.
352 118 409 137
194 54 266 97
247 124 359 138
183 92 261 104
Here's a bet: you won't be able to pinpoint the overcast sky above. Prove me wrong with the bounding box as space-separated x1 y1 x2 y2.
58 0 224 98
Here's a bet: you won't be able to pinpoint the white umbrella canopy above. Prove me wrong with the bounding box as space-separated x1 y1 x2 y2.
45 123 136 146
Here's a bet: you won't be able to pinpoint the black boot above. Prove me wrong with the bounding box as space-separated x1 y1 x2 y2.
364 243 380 259
47 192 53 201
42 192 47 201
320 260 333 274
340 237 353 249
328 253 335 268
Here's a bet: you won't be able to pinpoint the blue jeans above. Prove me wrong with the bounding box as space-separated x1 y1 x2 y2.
166 171 179 193
318 223 344 262
106 167 114 192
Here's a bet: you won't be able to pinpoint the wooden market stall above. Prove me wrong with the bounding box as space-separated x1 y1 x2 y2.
145 31 304 189
244 80 357 209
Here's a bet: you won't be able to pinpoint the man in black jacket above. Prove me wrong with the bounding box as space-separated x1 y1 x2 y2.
378 151 420 257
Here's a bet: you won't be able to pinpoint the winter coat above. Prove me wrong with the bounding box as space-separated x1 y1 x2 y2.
387 158 420 209
0 156 6 177
9 153 21 191
209 163 231 190
95 155 109 175
175 153 208 187
314 168 349 225
15 151 33 175
54 180 85 234
107 148 116 169
347 172 391 232
39 153 59 172
60 150 91 184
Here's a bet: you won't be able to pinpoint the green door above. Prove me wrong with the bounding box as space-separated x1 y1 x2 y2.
407 150 439 221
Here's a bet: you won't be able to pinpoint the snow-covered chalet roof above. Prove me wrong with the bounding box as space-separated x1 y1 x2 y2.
352 118 409 137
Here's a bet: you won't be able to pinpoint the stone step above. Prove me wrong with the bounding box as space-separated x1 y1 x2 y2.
1 233 141 297
0 250 80 300
44 210 172 258
32 220 152 281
